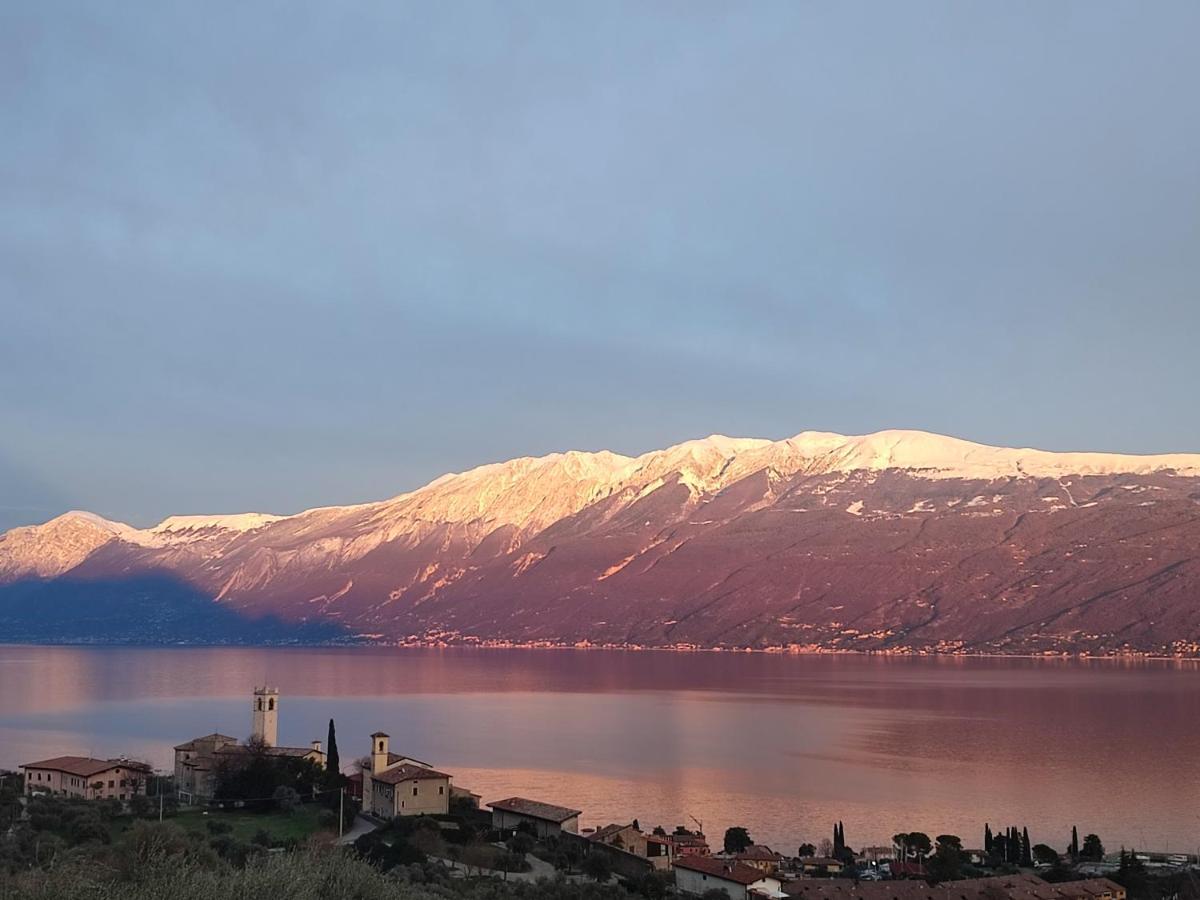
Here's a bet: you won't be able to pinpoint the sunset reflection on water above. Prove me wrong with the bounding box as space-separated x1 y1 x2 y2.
1 645 1198 853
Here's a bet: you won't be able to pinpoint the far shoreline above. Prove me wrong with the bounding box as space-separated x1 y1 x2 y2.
1 638 1199 664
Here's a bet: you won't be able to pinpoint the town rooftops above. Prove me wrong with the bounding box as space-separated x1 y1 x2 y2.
487 797 582 823
1052 881 1127 900
780 874 1126 900
21 756 151 779
783 880 938 900
676 856 772 885
372 763 453 785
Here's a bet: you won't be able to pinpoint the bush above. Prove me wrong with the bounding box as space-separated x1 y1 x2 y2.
272 786 300 814
205 820 233 836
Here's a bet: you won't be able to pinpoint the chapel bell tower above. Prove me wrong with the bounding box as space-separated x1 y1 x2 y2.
252 686 279 747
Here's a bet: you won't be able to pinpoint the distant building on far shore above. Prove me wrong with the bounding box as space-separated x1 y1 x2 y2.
21 756 151 801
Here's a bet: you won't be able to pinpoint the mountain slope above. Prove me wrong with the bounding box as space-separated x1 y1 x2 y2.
3 429 1200 654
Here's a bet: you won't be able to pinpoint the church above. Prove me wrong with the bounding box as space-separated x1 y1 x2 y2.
174 686 326 804
360 731 454 818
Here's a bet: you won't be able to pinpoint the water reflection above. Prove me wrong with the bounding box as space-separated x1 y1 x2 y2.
0 645 1197 854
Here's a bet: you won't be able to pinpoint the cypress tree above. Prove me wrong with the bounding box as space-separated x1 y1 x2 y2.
985 824 993 853
326 718 341 782
1021 827 1032 867
1071 826 1079 859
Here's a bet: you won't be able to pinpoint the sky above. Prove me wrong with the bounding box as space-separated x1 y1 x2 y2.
2 1 1199 530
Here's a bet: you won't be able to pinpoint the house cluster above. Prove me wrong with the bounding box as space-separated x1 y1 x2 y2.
6 696 1140 900
779 874 1127 900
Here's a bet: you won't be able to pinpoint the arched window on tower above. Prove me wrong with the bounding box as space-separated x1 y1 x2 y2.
257 699 263 711
268 698 275 711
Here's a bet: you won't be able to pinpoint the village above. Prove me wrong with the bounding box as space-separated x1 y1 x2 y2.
5 687 1192 900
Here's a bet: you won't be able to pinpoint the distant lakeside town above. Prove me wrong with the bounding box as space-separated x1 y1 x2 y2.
7 636 1200 661
3 688 1197 900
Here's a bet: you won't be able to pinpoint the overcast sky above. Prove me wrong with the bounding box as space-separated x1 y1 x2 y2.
2 1 1198 530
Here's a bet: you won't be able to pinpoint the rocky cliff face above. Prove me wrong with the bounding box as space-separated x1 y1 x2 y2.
4 430 1200 653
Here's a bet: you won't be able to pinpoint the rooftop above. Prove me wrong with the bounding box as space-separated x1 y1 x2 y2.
173 733 238 751
21 756 151 779
738 845 782 861
373 763 453 784
487 797 582 823
676 856 773 885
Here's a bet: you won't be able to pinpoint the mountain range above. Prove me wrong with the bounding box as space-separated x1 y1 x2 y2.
3 429 1200 654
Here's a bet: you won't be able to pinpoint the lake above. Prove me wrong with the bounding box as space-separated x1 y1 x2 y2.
1 645 1197 855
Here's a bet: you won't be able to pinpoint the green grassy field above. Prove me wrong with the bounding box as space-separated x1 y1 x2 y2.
173 804 333 844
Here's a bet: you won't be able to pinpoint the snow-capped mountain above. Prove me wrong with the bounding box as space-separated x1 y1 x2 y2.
3 429 1200 654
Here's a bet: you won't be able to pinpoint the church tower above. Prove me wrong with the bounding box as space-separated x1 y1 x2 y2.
252 686 279 747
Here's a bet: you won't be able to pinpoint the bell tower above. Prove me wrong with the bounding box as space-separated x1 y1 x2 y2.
252 686 279 747
371 732 389 774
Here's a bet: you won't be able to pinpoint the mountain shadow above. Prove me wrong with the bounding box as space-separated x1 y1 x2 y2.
0 571 352 645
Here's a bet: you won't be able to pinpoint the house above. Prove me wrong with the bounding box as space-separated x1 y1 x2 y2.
1053 880 1127 900
21 756 151 801
589 822 676 871
488 797 582 838
735 845 783 873
362 732 452 818
797 857 846 876
674 856 786 900
671 830 712 857
174 687 326 804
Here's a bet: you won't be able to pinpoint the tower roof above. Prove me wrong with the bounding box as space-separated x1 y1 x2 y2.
371 731 390 738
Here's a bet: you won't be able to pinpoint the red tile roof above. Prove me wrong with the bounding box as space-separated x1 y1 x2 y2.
488 797 582 823
372 763 452 784
676 856 773 885
21 756 151 779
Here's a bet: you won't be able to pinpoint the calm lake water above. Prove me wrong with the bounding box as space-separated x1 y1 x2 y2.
1 645 1198 854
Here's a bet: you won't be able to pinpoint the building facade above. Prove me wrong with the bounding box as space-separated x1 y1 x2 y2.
21 756 152 801
362 732 452 818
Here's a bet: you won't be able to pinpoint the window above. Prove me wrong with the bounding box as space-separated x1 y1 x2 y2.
412 786 418 796
438 786 444 795
108 780 114 788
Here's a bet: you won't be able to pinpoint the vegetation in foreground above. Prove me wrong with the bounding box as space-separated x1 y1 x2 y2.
0 834 631 900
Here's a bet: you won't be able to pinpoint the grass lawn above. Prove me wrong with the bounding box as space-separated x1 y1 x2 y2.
173 803 333 845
